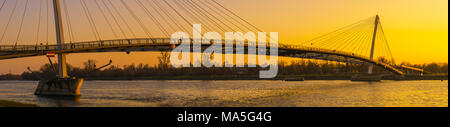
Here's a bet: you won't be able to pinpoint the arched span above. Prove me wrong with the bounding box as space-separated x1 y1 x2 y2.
0 38 404 75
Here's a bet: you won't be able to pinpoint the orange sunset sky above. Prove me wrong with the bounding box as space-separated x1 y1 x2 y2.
0 0 448 74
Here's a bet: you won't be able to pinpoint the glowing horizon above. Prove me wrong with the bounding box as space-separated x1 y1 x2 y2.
0 0 447 74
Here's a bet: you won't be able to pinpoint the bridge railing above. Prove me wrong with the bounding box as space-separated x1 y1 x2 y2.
59 38 172 50
0 44 59 52
0 38 172 52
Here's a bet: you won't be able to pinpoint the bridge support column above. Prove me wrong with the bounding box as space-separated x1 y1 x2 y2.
368 15 380 75
58 53 68 78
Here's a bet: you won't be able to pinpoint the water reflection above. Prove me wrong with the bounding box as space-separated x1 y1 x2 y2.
35 95 81 107
0 80 447 107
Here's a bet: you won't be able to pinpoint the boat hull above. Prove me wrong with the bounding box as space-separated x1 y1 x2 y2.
35 78 84 96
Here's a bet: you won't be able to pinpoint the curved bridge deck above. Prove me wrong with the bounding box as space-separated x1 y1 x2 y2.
0 38 404 75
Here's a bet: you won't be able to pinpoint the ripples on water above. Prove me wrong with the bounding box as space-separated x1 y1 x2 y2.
0 80 447 107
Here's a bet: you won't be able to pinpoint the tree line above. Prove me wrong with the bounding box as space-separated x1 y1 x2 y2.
1 52 448 80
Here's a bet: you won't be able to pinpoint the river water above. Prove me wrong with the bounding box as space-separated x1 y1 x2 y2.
0 80 447 107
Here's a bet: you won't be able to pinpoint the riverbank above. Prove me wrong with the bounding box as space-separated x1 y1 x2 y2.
0 100 39 107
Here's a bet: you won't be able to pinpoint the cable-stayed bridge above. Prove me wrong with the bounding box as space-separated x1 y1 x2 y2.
0 0 425 96
0 0 425 79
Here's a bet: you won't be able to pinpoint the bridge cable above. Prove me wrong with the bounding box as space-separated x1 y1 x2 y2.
375 33 384 61
118 0 154 39
0 0 18 44
324 24 365 49
46 0 49 45
354 32 370 56
378 29 392 63
63 0 76 43
207 0 274 43
35 0 43 46
306 18 374 58
99 0 128 39
181 0 226 32
183 0 227 33
150 0 185 32
210 0 263 32
334 31 363 52
333 26 368 51
174 0 217 32
204 0 254 32
171 0 213 32
173 1 248 40
190 0 237 32
325 30 361 51
349 31 371 54
173 0 210 31
339 29 365 51
345 24 371 51
378 21 394 61
306 28 353 47
190 0 236 32
80 0 102 41
379 32 390 60
311 18 372 56
361 29 374 57
309 21 367 48
93 0 119 39
199 0 249 33
324 18 371 48
81 0 101 41
353 25 372 53
134 0 169 37
300 17 372 46
355 21 374 56
106 0 137 39
344 28 369 52
355 31 369 56
317 29 352 48
142 0 178 33
0 0 7 15
13 0 30 49
184 0 228 33
198 0 264 42
358 35 369 57
150 0 189 32
161 0 204 36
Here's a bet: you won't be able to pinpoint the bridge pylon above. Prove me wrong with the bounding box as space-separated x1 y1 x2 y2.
368 15 380 75
34 0 84 97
